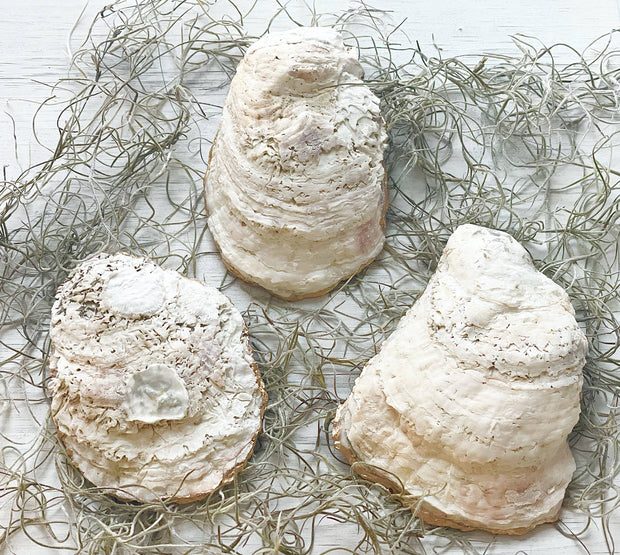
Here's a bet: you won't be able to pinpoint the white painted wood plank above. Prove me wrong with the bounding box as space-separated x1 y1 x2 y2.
400 0 619 57
0 1 618 553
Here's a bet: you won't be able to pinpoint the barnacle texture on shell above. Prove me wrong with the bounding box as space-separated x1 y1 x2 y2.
333 224 588 534
48 253 267 503
204 27 387 300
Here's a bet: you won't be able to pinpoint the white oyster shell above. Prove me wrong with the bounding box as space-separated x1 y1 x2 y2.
48 253 267 503
333 224 588 534
204 27 387 300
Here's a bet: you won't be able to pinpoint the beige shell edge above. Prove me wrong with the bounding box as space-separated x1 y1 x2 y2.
332 410 560 535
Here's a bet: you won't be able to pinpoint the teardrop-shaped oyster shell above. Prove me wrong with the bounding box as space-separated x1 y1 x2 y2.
333 224 587 534
48 253 267 503
204 27 387 300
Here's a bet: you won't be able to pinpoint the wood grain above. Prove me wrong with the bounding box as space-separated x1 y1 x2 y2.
0 0 618 553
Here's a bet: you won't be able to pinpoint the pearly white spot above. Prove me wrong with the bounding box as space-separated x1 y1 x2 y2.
102 268 165 317
124 364 189 423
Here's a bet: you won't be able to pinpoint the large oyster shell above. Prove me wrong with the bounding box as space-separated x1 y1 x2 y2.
204 27 387 300
333 224 588 534
48 253 267 503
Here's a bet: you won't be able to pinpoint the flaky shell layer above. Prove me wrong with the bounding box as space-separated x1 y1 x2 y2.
48 253 267 503
204 27 387 300
333 224 588 534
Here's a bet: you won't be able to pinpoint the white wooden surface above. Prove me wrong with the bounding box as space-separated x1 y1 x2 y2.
1 0 619 553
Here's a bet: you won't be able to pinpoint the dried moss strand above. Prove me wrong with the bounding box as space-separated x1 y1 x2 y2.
0 1 618 553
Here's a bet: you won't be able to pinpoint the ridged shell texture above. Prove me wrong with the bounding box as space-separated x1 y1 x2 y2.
333 224 587 534
204 27 387 300
48 254 266 503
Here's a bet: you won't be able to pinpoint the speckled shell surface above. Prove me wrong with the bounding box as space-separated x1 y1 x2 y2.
204 27 387 300
333 224 588 534
48 253 267 503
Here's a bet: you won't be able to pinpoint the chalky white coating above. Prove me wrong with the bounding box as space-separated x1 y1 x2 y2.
204 27 387 300
48 253 266 503
102 267 165 317
333 224 588 534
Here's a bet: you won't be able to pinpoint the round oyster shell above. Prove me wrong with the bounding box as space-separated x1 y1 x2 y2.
204 27 387 300
333 224 588 535
48 253 267 503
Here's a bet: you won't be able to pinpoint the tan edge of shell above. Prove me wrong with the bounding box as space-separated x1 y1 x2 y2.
202 132 389 302
332 407 562 536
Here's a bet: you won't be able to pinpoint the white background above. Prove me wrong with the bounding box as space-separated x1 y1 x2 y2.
1 0 619 553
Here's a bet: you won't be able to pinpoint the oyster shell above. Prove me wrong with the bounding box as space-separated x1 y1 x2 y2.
204 27 387 300
48 253 267 503
333 224 587 534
